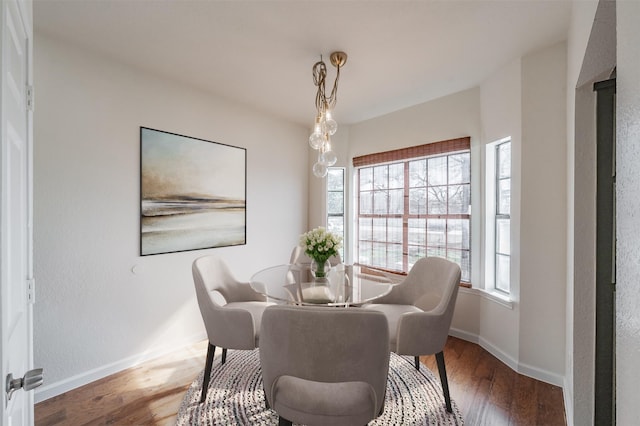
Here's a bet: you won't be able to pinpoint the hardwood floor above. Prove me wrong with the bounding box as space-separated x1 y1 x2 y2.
35 341 209 426
35 336 566 425
421 337 566 425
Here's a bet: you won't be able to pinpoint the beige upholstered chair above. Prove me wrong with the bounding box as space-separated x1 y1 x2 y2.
192 255 274 403
260 305 390 426
365 256 461 413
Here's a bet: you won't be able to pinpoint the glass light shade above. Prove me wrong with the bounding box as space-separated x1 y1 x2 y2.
309 132 324 150
322 150 337 166
319 118 327 136
325 117 338 136
317 151 327 165
313 162 328 178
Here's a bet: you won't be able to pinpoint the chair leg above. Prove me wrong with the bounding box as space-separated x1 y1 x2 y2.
222 348 228 364
414 356 420 370
278 417 293 426
435 351 453 413
263 384 270 409
200 343 216 404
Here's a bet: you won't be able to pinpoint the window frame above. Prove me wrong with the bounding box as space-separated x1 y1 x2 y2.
485 137 512 295
326 167 345 260
353 137 472 284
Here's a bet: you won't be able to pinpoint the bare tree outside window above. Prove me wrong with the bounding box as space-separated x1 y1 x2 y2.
357 150 471 282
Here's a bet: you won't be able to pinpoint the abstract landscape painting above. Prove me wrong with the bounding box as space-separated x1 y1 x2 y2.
140 127 246 255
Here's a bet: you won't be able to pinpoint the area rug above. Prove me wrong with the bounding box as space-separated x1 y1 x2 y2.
177 349 464 425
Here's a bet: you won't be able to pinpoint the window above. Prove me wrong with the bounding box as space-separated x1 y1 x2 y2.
327 167 345 259
354 137 471 283
486 138 511 294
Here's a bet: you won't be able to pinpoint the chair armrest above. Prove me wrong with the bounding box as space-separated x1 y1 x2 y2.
201 305 257 350
395 310 451 356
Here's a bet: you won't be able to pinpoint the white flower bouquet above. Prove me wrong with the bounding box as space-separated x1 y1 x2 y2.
299 227 342 277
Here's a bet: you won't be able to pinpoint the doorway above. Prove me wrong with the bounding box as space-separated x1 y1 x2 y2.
593 75 616 426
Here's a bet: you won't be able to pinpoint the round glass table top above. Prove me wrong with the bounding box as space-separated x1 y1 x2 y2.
250 263 397 307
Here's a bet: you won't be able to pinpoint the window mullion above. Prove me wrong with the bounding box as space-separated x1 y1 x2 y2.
357 148 470 280
403 161 409 272
495 144 501 292
445 155 449 263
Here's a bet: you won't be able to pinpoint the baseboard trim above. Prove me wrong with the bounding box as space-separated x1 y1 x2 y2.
449 327 480 344
477 335 520 372
517 359 564 388
449 328 564 388
34 331 207 403
563 376 574 426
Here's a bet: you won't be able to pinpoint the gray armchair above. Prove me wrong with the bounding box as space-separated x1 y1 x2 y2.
260 305 390 426
365 256 461 412
192 255 274 403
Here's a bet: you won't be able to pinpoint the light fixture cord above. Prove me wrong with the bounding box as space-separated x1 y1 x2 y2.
327 63 341 109
312 56 342 113
313 59 327 113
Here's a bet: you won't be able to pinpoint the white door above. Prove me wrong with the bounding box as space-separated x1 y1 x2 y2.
1 0 37 425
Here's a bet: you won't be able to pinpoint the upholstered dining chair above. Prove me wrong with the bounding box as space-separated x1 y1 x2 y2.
260 305 390 426
192 255 274 403
365 256 461 413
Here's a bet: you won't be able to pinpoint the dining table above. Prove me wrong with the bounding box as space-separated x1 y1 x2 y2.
250 263 400 307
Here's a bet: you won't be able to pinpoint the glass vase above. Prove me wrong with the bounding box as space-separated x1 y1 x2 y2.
310 258 331 279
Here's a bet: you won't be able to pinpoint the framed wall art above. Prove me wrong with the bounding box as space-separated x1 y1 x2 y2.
140 127 246 256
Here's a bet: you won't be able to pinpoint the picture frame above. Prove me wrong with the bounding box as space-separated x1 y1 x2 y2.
140 127 246 256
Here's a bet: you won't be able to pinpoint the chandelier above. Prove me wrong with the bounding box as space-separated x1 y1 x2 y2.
308 51 347 178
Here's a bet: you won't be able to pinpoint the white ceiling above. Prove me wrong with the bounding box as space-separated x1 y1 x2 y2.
34 0 573 126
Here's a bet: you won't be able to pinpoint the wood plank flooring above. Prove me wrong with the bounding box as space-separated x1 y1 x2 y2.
35 336 566 425
35 341 208 426
421 337 566 425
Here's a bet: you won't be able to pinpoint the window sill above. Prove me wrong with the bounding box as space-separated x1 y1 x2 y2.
459 286 514 309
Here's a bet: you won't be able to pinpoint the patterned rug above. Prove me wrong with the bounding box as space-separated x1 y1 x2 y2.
177 349 464 425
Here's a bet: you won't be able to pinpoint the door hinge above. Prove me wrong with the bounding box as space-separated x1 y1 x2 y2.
27 278 35 304
26 85 34 112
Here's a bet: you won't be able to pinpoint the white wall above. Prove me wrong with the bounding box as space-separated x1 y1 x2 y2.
616 1 640 422
519 42 567 381
567 1 614 424
347 89 492 337
346 87 484 340
33 34 308 401
477 43 569 386
566 2 640 422
478 57 522 369
347 87 481 161
565 5 595 426
348 87 482 279
341 45 569 387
